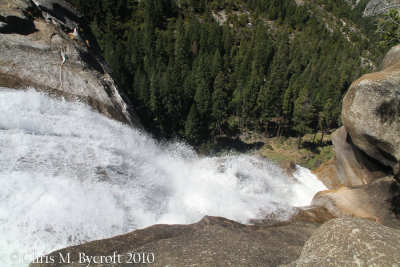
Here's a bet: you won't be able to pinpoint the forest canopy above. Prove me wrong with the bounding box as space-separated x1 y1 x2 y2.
69 0 383 148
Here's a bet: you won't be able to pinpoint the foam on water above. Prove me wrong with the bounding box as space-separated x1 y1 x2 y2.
0 88 326 266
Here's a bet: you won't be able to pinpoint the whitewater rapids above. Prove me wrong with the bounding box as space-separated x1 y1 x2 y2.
0 88 326 266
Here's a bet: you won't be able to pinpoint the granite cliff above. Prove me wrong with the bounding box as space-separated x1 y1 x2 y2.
0 0 141 126
364 0 400 16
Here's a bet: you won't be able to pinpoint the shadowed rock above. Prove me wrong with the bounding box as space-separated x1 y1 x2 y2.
313 126 389 189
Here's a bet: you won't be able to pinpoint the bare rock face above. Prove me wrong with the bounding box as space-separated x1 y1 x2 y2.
29 216 319 267
313 127 388 189
381 44 400 69
311 176 398 224
285 217 400 266
0 0 141 126
342 44 400 178
363 0 399 16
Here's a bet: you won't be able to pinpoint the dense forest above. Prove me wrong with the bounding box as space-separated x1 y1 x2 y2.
69 0 384 148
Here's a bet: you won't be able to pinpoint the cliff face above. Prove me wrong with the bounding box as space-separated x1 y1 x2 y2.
0 0 141 126
364 0 400 16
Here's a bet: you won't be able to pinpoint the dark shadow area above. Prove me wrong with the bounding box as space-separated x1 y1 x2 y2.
0 15 37 35
347 133 393 174
301 140 332 154
376 99 400 124
390 180 400 216
38 3 83 28
363 133 397 165
79 50 105 74
212 136 264 154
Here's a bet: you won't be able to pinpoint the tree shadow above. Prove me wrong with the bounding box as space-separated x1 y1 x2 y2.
301 140 332 154
0 15 38 35
213 136 264 154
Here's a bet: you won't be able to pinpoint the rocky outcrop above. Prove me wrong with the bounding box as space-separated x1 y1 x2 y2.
363 0 400 16
30 216 319 267
381 44 400 69
313 126 389 189
312 176 398 224
279 160 298 178
285 217 400 266
342 44 400 178
312 45 400 230
0 0 141 126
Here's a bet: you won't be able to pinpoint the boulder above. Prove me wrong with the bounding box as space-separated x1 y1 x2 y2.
381 44 400 70
285 217 400 266
313 126 388 189
0 0 141 126
311 176 398 224
30 216 319 267
279 159 298 178
342 44 400 177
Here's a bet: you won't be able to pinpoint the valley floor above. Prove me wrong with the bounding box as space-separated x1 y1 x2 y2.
213 131 334 170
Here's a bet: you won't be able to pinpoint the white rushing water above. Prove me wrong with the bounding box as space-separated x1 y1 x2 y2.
0 88 326 266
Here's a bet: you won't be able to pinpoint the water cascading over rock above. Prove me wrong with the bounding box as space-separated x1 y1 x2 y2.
0 0 141 126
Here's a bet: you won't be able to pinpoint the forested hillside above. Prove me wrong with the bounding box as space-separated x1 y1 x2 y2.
69 0 383 148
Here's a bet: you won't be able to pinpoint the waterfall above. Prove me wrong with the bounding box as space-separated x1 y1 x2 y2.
0 88 326 266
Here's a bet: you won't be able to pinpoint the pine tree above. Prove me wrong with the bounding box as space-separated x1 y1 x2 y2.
211 49 222 78
185 104 202 144
242 64 262 123
318 99 332 144
211 71 228 137
293 85 314 148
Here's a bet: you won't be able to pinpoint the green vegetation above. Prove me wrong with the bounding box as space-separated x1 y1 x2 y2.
69 0 383 149
240 132 334 169
377 8 400 49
